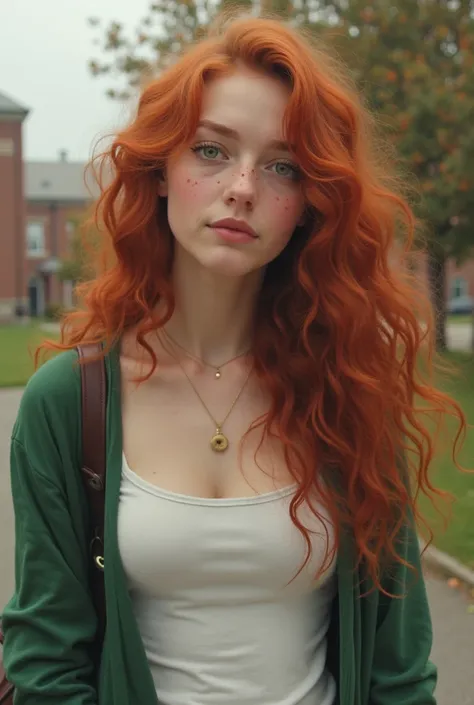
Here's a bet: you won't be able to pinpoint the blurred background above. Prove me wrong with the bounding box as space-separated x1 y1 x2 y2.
0 1 473 703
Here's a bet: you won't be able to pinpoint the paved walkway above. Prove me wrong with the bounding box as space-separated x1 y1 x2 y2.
446 322 472 351
0 385 473 703
427 571 474 705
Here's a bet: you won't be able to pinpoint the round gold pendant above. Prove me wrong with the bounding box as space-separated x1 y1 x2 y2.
211 431 229 452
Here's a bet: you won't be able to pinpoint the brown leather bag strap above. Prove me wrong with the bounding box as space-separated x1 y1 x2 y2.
77 343 107 648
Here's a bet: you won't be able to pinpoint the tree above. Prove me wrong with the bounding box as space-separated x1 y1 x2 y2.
313 0 474 350
88 0 253 101
87 1 323 99
59 217 99 286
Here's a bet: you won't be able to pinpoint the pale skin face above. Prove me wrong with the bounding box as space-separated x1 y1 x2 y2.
158 64 307 279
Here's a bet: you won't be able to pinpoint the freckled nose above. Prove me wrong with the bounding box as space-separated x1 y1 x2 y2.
235 169 256 187
223 167 258 206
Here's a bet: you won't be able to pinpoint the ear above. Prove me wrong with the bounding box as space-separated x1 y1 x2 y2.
298 204 315 228
157 176 168 197
157 166 168 197
297 211 307 227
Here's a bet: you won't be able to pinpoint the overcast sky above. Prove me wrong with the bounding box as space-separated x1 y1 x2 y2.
1 0 152 162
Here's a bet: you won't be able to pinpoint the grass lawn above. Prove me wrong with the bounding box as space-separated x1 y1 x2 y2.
447 314 472 325
417 351 474 569
0 323 59 388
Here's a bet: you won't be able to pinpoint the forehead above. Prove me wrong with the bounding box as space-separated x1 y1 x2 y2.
199 67 291 144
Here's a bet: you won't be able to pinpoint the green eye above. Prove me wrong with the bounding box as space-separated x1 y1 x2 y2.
191 142 222 160
272 161 301 180
191 142 301 180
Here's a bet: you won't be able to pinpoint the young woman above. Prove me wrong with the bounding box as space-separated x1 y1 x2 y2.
2 10 466 705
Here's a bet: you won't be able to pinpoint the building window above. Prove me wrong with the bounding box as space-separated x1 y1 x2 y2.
65 219 76 241
26 221 46 257
451 276 468 299
0 138 14 156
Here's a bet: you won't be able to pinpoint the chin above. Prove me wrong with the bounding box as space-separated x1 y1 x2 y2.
198 247 264 278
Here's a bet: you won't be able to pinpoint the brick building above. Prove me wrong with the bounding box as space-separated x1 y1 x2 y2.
0 90 92 320
0 91 28 319
24 158 93 316
403 249 474 314
0 89 473 321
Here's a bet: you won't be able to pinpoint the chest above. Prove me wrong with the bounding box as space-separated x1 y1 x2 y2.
120 356 302 499
118 463 336 600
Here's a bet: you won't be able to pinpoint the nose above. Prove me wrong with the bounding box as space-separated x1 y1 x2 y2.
222 167 258 208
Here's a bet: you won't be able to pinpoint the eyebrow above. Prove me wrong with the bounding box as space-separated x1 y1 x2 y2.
196 119 294 153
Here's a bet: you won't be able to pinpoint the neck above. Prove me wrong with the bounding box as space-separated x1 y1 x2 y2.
162 244 263 364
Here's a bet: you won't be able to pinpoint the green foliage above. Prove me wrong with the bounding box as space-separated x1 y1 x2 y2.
58 218 98 284
316 0 474 264
44 303 65 321
88 0 257 101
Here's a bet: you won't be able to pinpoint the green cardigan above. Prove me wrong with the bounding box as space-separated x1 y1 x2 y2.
2 347 437 705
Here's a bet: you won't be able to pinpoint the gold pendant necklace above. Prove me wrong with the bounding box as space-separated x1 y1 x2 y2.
210 428 229 452
160 327 250 380
159 332 253 452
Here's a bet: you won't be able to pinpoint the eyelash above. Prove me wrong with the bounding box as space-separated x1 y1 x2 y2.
190 141 301 178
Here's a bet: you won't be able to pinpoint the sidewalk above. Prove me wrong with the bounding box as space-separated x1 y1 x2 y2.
425 569 474 705
446 322 472 351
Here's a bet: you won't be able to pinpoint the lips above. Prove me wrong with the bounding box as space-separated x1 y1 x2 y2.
209 218 258 238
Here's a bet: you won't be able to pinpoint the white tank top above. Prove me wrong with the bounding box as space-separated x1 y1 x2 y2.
118 454 337 705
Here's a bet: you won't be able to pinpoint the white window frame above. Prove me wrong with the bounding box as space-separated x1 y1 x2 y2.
26 220 46 258
65 219 76 240
451 276 468 299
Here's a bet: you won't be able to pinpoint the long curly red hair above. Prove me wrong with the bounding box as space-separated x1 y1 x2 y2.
39 11 467 591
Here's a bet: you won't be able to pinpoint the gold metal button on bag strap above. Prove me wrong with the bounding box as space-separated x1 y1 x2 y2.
159 332 253 452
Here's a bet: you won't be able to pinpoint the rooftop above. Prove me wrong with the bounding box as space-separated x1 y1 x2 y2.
25 158 97 202
0 91 29 118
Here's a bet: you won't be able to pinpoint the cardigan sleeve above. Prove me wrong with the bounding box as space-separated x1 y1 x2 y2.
2 355 99 705
369 517 438 705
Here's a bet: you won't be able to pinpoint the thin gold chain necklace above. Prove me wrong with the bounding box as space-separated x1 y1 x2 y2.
160 327 251 380
160 332 253 452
